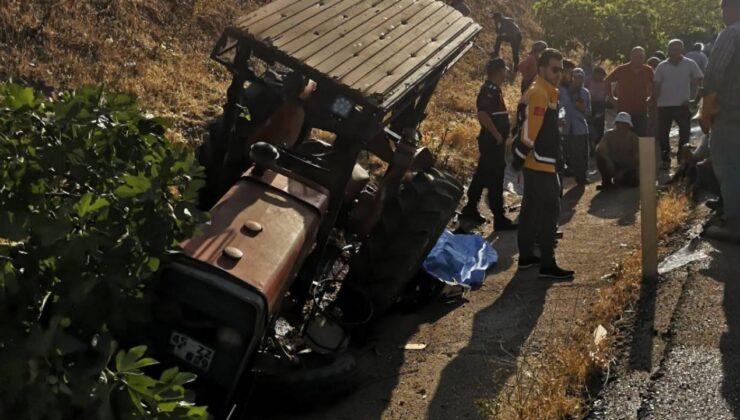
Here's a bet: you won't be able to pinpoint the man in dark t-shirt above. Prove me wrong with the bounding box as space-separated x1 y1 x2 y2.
461 58 517 231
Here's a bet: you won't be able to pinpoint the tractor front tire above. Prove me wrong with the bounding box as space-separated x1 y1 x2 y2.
345 168 463 318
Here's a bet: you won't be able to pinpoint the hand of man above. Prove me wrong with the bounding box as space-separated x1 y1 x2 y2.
495 132 505 145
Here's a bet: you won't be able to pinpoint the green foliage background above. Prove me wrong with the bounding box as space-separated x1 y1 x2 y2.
0 83 209 419
533 0 723 60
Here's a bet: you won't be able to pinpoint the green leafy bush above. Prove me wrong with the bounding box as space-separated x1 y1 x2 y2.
0 83 209 419
534 0 723 60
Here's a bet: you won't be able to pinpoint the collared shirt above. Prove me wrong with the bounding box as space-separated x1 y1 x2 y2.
476 80 509 140
560 85 591 136
495 16 520 37
654 57 704 107
704 20 740 117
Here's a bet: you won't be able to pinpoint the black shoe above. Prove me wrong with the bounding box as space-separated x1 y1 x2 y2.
518 256 541 269
596 182 614 191
555 230 564 239
706 198 723 212
494 217 518 231
539 265 575 280
461 209 488 224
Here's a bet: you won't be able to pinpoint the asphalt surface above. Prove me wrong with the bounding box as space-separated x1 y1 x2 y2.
591 234 740 420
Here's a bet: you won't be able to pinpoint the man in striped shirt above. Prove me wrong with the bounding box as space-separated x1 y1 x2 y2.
701 0 740 242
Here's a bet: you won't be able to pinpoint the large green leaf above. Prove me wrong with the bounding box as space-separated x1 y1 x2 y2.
74 193 111 218
5 84 35 110
114 174 152 198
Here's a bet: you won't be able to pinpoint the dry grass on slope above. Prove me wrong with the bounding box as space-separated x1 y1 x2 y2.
0 0 266 140
1 0 539 166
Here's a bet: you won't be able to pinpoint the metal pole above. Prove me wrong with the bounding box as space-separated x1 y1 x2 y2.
639 136 658 280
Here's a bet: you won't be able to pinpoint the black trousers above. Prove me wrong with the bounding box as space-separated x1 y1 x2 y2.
629 112 648 137
493 33 521 70
564 134 590 184
657 106 691 162
518 169 561 267
465 137 506 218
590 101 607 147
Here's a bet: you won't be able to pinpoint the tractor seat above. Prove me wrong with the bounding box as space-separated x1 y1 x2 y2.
294 139 370 200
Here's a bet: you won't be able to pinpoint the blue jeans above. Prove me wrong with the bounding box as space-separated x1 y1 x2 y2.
711 117 740 233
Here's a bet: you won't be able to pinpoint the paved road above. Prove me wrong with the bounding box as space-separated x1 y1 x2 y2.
591 232 740 420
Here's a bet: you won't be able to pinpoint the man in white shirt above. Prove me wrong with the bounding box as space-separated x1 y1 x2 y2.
653 39 704 169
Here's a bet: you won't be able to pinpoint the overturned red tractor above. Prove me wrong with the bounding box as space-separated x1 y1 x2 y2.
146 0 481 417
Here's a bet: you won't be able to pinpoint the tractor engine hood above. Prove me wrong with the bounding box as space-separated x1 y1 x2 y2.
181 169 330 314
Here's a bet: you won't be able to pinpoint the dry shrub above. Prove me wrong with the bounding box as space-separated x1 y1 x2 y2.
487 191 691 420
657 191 690 236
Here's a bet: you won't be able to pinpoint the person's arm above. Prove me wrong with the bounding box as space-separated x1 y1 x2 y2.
700 27 736 133
646 67 655 103
478 111 504 144
604 68 618 104
652 65 663 105
584 90 592 118
704 29 736 96
690 61 704 103
521 90 549 147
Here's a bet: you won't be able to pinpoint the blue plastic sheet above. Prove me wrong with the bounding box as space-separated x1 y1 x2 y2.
422 230 498 288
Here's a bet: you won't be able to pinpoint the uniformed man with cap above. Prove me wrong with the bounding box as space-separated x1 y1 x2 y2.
461 58 518 231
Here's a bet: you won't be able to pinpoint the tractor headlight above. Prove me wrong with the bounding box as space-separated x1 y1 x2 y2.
331 96 354 119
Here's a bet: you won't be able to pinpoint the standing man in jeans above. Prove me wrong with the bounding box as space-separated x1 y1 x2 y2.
605 47 654 136
560 68 592 185
653 39 704 169
700 0 740 242
492 12 522 75
461 58 518 230
512 48 575 280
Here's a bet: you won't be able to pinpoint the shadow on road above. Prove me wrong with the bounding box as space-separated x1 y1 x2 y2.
560 184 586 226
627 274 658 372
588 187 640 226
428 269 552 419
703 239 740 417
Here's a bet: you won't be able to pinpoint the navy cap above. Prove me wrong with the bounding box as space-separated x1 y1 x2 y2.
487 57 508 72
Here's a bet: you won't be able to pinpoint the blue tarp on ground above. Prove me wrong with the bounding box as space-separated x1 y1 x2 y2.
422 230 498 288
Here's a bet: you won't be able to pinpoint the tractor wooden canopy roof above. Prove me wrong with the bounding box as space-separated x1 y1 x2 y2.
230 0 481 111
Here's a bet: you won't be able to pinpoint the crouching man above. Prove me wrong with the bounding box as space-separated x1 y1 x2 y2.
596 112 640 190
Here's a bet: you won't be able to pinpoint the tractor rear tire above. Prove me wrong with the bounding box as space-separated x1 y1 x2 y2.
345 168 463 318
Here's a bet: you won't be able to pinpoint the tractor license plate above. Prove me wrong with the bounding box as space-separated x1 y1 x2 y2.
169 331 215 371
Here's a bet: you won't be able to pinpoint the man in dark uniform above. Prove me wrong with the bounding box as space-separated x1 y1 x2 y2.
461 58 518 231
492 12 522 75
